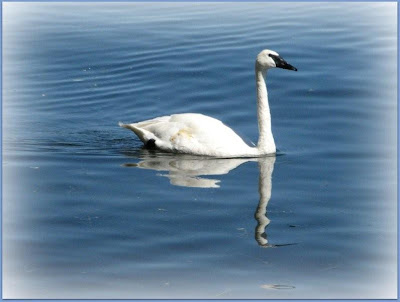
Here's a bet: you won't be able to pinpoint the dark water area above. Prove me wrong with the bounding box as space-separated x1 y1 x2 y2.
2 3 397 299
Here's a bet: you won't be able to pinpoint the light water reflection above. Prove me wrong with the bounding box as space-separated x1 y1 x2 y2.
124 153 291 248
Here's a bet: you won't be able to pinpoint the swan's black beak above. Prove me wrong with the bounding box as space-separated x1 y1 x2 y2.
269 54 298 71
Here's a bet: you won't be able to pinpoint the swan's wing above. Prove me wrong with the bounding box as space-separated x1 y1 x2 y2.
175 113 251 150
167 113 251 155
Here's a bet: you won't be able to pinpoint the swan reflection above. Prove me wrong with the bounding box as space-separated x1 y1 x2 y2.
124 156 255 188
123 153 281 247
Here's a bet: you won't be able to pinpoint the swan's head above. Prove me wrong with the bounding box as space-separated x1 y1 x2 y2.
256 49 297 72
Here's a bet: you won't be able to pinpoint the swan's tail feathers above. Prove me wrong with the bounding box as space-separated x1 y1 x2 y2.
118 122 149 143
118 121 128 128
119 121 139 130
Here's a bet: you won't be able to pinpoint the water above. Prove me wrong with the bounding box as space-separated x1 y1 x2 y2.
2 2 397 299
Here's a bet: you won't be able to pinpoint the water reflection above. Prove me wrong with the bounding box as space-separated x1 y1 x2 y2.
254 158 295 248
123 153 281 247
255 157 275 247
124 155 255 188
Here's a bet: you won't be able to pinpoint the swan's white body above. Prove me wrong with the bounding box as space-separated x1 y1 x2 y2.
120 113 261 157
120 49 297 158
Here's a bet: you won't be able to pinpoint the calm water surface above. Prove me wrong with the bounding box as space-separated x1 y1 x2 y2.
2 3 397 299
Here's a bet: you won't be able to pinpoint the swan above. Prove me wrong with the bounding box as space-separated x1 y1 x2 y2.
119 49 297 157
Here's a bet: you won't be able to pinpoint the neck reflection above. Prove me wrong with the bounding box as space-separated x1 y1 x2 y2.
255 157 275 247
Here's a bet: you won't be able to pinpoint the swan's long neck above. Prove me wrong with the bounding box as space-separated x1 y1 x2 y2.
255 67 276 154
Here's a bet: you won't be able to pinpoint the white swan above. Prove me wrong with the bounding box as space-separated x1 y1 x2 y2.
119 49 297 157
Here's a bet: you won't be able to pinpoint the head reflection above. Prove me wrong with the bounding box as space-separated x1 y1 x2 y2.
123 152 280 247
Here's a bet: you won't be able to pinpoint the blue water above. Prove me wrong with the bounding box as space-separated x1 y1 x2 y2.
2 2 397 299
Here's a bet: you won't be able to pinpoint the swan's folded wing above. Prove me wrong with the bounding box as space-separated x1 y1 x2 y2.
168 113 252 156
